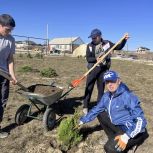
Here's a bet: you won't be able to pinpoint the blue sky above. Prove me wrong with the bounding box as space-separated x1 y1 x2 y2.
1 0 153 50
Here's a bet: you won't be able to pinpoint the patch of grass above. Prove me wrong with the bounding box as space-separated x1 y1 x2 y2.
18 65 33 73
57 110 82 150
77 55 82 58
35 53 44 59
27 52 33 58
40 68 58 78
19 53 24 58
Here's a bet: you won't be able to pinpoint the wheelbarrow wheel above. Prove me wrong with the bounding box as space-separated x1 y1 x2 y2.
15 104 30 125
43 108 56 131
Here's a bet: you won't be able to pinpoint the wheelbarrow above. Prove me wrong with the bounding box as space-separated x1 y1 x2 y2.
0 68 74 131
15 83 66 131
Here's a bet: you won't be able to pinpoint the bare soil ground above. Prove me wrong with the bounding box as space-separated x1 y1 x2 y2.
0 55 153 153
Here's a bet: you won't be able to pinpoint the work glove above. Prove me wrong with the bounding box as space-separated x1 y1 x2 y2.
79 120 84 126
73 120 84 130
114 133 130 152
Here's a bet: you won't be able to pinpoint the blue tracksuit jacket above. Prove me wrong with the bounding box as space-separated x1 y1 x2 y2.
80 82 147 138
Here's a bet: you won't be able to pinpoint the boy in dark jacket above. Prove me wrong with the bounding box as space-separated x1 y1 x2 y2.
80 70 149 153
83 29 129 114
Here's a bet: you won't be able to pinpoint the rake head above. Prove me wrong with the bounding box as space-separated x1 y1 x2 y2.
70 79 82 88
70 76 85 88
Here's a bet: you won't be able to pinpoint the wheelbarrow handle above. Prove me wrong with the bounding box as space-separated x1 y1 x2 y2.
0 68 29 92
16 82 29 92
59 86 74 99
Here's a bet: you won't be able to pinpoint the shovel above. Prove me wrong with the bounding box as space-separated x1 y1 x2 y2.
0 68 29 92
70 33 128 88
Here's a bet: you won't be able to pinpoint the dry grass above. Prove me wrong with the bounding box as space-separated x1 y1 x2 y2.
0 55 153 153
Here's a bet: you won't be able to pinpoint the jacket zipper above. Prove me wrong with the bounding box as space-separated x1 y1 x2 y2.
108 95 114 122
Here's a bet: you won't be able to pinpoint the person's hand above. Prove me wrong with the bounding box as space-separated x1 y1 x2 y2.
96 57 101 62
79 120 84 126
96 57 102 66
114 133 130 151
10 77 17 85
73 120 84 130
124 33 130 40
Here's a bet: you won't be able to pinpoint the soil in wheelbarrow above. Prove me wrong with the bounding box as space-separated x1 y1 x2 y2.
33 85 62 96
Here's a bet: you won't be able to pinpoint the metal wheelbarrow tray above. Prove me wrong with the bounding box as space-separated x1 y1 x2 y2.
15 84 63 131
19 84 63 105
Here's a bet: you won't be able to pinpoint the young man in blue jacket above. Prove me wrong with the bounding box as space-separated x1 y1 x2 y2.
83 29 129 115
80 70 149 153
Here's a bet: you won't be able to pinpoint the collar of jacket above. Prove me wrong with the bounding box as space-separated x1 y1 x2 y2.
90 38 104 46
106 82 130 98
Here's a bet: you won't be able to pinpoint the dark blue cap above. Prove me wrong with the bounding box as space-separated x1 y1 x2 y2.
103 70 120 82
88 28 102 38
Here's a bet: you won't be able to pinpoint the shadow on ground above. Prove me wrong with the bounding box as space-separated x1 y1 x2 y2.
80 124 103 139
2 123 17 133
56 96 83 115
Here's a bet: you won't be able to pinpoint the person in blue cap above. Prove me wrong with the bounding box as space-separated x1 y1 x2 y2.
83 28 129 115
80 70 149 153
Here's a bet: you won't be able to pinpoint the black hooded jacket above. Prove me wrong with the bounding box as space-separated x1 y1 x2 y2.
86 39 127 69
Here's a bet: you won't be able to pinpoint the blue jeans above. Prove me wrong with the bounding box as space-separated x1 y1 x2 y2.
0 75 9 122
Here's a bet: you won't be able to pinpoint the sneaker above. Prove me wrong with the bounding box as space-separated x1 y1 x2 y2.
0 131 8 138
83 108 88 115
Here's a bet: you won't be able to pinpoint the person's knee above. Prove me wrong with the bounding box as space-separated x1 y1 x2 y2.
135 129 149 147
97 111 109 123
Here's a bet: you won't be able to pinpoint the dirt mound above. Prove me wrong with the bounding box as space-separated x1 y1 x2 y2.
73 44 87 57
27 85 63 96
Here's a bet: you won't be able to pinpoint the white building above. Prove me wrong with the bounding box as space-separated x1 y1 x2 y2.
15 40 36 49
136 47 150 54
49 37 84 54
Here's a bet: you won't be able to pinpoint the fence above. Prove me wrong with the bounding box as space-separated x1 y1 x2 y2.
13 34 49 54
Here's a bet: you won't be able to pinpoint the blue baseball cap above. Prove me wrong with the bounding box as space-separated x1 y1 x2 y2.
88 28 102 38
103 70 120 82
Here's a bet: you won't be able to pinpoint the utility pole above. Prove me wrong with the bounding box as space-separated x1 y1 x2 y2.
46 24 49 54
27 37 29 53
126 43 128 51
71 37 73 53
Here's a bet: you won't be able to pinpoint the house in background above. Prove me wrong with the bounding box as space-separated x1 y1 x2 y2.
49 37 84 54
15 40 37 50
15 40 45 53
136 47 150 54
